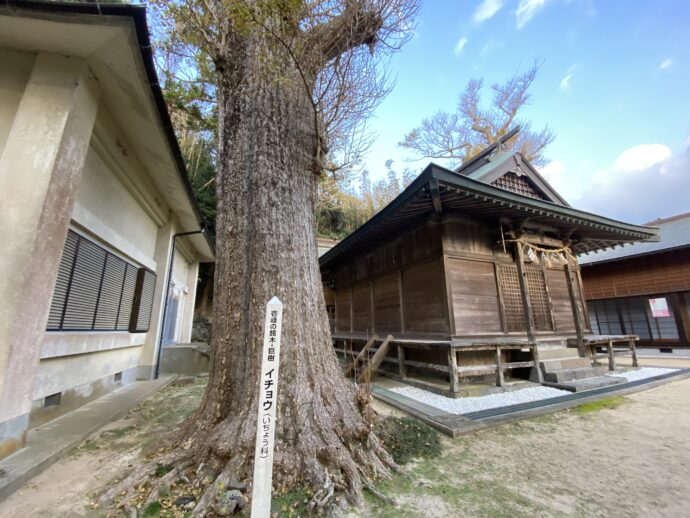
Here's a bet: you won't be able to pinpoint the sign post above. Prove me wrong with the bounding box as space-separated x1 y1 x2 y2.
250 297 283 518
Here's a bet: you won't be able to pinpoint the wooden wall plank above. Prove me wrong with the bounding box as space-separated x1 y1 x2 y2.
402 259 449 334
446 257 502 335
335 288 351 332
373 273 402 334
351 281 372 333
545 268 576 332
581 248 690 300
443 217 494 256
401 223 442 266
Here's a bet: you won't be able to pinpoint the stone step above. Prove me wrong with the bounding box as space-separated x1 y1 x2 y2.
543 375 627 393
543 367 604 383
537 347 581 361
541 357 592 373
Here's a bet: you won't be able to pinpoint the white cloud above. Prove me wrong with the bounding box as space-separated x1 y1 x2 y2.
577 144 686 223
480 39 504 56
612 143 671 172
659 57 673 70
473 0 504 23
516 0 550 29
538 160 580 203
559 63 578 91
539 160 565 179
453 37 468 57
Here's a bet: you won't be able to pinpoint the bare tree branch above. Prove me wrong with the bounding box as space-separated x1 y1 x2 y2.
400 61 555 167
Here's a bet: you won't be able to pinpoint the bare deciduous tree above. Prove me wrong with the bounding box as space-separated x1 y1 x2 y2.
102 0 419 514
400 62 555 167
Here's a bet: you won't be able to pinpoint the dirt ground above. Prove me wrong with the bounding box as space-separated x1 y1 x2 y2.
2 358 690 517
0 377 208 517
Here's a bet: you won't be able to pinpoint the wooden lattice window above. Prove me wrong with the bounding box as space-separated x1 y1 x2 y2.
497 264 553 332
492 172 547 200
496 264 526 332
525 266 553 331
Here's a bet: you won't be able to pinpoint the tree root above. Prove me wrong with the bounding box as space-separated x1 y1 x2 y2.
361 477 396 507
308 474 335 512
143 459 194 507
98 450 191 510
192 470 232 515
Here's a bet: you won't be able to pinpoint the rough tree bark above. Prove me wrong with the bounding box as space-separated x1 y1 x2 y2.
103 4 400 515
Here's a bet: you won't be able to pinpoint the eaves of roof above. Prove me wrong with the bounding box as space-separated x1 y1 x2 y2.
319 162 658 271
579 214 690 266
3 0 215 259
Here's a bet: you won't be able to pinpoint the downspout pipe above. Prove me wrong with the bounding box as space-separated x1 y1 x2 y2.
154 228 205 379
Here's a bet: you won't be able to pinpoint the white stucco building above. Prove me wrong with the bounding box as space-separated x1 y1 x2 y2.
0 2 214 459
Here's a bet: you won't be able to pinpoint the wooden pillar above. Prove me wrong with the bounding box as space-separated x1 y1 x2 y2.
530 345 543 384
670 293 690 346
397 345 407 379
441 254 456 336
575 269 592 331
565 263 587 358
349 285 354 333
495 347 505 387
448 349 459 393
607 339 616 371
494 263 509 333
629 337 639 368
677 293 690 343
370 278 375 334
398 269 405 335
514 243 543 383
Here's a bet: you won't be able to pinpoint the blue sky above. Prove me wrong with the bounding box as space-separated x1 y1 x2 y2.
362 0 690 223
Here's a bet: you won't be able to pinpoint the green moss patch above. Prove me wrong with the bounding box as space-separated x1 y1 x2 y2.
574 396 627 415
375 416 441 465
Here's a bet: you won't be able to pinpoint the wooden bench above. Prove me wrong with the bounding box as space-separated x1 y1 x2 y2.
567 334 639 371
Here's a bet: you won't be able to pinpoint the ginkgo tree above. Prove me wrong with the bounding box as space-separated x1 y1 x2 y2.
400 62 555 167
102 0 419 514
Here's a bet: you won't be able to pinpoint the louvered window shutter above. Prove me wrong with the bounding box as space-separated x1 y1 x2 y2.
62 238 107 330
47 232 79 330
116 264 138 331
129 269 157 332
46 230 157 333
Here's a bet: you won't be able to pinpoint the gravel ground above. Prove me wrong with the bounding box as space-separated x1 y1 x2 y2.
390 386 569 414
608 366 678 382
391 367 681 415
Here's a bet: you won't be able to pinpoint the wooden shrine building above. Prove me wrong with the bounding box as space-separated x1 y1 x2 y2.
320 134 658 394
580 212 690 350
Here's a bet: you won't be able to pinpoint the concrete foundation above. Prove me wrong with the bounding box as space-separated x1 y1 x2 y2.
159 344 210 376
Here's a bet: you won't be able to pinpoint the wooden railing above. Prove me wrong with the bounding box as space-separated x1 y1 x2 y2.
334 336 543 394
450 343 542 390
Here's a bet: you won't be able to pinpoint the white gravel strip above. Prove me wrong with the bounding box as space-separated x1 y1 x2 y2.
390 368 682 415
608 367 678 382
389 386 570 415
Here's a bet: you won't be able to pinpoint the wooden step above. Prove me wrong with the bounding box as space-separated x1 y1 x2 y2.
358 334 394 383
343 334 378 378
543 367 604 383
544 376 626 392
537 347 582 361
541 357 592 373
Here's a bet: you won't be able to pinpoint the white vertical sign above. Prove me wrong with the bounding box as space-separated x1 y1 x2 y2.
251 297 283 518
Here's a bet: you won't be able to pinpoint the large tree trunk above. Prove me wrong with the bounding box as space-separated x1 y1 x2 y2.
102 31 394 515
